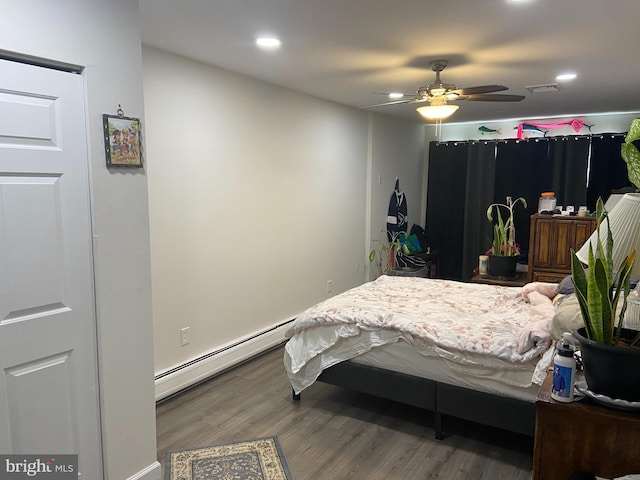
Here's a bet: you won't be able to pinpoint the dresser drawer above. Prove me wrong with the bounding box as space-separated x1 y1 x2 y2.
532 271 567 283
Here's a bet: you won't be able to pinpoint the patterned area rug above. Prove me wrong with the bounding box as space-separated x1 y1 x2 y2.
165 436 293 480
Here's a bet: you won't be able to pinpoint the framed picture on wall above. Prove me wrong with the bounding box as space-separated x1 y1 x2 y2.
102 114 143 168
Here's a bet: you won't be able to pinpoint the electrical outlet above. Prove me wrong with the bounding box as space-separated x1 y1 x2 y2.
326 280 332 293
180 327 190 346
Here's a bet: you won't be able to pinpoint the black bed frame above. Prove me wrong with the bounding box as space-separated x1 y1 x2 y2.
292 360 535 439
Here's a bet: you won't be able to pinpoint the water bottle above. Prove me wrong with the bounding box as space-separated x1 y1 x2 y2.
538 192 557 213
551 332 576 402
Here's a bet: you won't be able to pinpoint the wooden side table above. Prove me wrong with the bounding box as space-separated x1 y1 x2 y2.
532 372 640 480
470 270 528 287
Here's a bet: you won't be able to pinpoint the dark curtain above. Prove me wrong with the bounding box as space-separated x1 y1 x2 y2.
460 141 496 281
495 139 552 258
426 133 631 280
549 136 591 208
425 142 468 280
587 134 631 208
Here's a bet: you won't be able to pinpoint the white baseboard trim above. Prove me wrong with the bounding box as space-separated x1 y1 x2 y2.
154 321 292 401
126 461 161 480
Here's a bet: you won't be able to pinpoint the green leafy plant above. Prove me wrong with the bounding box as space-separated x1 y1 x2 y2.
621 117 640 190
486 196 527 256
571 198 639 346
369 230 402 277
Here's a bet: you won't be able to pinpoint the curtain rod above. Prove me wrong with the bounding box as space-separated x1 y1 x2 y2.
433 132 626 146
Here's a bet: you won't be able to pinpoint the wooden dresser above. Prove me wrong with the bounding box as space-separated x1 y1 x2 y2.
532 372 640 480
527 214 596 283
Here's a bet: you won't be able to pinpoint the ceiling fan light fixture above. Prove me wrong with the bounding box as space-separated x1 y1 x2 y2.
416 104 459 120
362 59 522 113
388 92 404 99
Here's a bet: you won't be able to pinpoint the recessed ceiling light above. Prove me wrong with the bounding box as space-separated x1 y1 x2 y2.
556 73 577 81
256 36 281 50
388 92 404 100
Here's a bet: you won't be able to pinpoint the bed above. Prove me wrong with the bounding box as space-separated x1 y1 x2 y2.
283 275 559 439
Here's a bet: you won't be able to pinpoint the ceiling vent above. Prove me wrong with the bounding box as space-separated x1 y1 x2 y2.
525 83 563 93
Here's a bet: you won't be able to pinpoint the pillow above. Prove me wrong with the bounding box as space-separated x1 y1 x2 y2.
523 282 558 299
552 293 633 340
556 275 575 295
556 269 590 295
550 294 583 341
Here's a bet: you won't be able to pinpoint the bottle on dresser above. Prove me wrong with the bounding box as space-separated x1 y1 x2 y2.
551 332 576 402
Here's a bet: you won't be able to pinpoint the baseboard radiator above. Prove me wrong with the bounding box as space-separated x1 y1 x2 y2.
127 461 161 480
154 320 294 401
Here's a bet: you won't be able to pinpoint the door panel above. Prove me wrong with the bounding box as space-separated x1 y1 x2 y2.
0 175 66 320
574 219 596 252
553 220 573 270
6 351 75 453
0 59 102 479
0 91 59 148
532 217 553 267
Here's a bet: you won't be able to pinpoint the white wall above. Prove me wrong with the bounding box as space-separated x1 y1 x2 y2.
0 2 158 480
369 114 427 278
142 46 425 379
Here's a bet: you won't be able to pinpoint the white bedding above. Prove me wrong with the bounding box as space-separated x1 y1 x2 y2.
350 340 545 401
284 276 557 394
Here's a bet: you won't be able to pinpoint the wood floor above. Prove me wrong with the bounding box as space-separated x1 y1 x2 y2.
156 345 534 480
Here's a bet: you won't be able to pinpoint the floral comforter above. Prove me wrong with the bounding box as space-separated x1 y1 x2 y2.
285 276 557 392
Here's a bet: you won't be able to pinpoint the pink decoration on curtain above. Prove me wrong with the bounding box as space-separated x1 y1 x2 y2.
516 119 589 139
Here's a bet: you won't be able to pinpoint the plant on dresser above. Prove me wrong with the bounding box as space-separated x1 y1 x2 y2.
571 198 637 345
485 196 526 278
571 117 640 403
571 197 640 402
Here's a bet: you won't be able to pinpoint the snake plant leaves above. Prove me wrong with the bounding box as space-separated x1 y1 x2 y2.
594 258 613 344
571 251 592 337
571 197 638 345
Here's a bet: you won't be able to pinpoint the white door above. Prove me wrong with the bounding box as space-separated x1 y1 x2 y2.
0 59 102 478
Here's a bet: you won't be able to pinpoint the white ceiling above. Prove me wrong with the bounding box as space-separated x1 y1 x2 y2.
139 0 640 124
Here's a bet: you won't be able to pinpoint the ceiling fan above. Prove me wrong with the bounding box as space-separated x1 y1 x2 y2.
363 59 525 118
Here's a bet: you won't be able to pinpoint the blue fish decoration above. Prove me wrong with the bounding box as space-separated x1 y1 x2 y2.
479 126 501 135
515 123 548 136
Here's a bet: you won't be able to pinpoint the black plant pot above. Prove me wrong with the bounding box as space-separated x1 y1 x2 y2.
573 327 640 402
487 254 517 279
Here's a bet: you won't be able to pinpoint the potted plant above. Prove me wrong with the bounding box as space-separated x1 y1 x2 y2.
621 117 640 190
485 196 527 278
571 197 640 401
369 230 402 278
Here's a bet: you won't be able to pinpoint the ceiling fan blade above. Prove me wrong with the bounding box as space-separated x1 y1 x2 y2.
360 97 424 109
452 85 509 95
463 93 526 102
